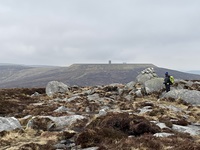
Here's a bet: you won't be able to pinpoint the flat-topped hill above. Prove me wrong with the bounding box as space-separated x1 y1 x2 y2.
0 63 200 88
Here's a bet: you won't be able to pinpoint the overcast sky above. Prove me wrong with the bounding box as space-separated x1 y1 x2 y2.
0 0 200 71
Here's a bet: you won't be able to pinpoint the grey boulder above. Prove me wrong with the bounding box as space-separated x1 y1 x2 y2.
163 89 200 105
46 81 69 97
144 78 165 94
27 115 86 131
0 117 21 132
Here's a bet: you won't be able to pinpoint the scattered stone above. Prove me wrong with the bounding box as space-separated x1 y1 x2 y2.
31 92 40 97
0 117 21 132
135 89 143 97
98 109 107 116
151 121 169 129
54 106 69 113
124 95 132 101
87 93 100 101
54 143 67 149
138 106 153 114
2 74 200 149
67 96 81 102
159 104 183 112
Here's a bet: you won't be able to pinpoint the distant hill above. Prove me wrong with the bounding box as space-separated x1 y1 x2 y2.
186 70 200 75
0 63 200 88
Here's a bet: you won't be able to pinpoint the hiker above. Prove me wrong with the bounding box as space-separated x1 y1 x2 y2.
164 72 171 92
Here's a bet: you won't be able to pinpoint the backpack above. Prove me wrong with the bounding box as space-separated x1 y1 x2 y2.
169 76 174 84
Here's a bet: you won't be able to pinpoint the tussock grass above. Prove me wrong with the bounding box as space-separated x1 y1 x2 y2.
76 112 161 148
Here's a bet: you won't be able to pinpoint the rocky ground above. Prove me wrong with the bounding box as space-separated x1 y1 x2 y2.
1 68 200 150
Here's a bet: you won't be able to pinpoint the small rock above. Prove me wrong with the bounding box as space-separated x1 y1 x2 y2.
98 109 107 116
54 106 69 113
54 143 66 149
82 147 99 150
31 92 40 97
153 132 174 137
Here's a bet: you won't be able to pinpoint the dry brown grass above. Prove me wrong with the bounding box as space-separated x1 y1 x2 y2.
0 128 57 150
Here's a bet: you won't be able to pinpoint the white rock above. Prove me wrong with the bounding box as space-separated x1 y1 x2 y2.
138 106 152 114
151 121 169 129
154 133 174 137
98 109 107 116
85 107 90 112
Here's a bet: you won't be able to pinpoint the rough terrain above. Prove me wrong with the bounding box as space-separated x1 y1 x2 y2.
0 68 200 150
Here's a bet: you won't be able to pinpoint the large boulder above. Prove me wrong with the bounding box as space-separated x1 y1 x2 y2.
144 78 165 94
136 68 157 84
48 115 86 130
46 81 69 97
172 124 200 136
163 89 200 105
27 115 86 131
0 117 21 132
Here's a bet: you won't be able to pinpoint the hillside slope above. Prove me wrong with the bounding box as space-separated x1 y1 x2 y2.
0 64 200 88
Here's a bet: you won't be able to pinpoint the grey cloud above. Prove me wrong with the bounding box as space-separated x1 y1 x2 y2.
0 0 200 70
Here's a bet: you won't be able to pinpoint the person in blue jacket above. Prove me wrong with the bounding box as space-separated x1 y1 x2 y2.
164 72 171 92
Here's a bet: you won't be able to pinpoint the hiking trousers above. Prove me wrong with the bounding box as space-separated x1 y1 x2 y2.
165 84 170 92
